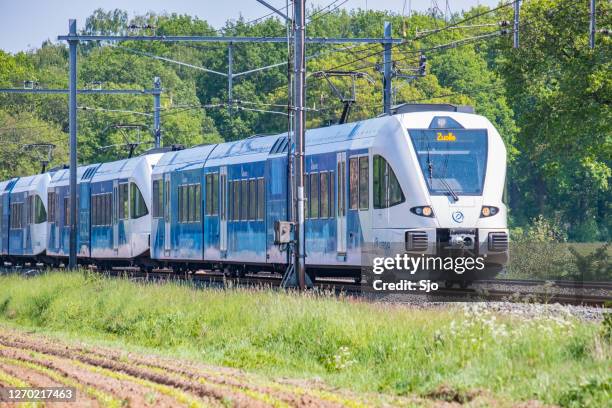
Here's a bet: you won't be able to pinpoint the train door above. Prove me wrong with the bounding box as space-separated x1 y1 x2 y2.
336 152 347 256
54 191 60 250
25 194 32 252
78 183 90 257
0 195 3 254
219 166 227 255
112 181 119 253
164 174 171 255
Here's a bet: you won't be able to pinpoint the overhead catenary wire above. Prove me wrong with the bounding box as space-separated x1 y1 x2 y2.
307 0 349 23
78 105 153 117
323 0 519 72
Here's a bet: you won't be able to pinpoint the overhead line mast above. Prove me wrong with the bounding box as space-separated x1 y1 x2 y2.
293 0 307 289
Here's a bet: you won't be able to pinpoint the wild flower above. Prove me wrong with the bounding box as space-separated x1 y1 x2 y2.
325 346 356 371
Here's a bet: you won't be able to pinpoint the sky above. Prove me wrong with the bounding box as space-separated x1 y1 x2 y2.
0 0 497 53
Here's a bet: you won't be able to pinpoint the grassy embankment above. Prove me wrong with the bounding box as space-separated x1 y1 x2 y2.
0 271 610 406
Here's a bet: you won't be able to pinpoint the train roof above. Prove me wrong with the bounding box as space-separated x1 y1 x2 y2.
90 153 163 183
153 144 218 175
154 117 390 174
398 110 495 130
48 163 101 188
11 173 51 194
0 178 18 194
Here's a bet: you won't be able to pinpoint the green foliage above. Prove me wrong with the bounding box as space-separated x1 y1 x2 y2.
0 272 608 406
497 0 611 240
568 243 611 282
0 110 68 178
558 376 612 408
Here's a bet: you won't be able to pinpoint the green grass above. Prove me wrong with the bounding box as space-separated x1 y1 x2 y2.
0 271 610 406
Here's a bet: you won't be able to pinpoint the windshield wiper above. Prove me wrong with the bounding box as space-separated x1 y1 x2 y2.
423 137 458 202
439 178 459 202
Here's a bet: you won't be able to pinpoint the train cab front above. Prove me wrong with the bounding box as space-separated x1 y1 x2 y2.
403 113 509 283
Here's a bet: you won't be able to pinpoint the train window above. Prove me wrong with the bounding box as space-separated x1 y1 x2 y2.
107 194 112 225
92 194 112 226
257 178 264 220
10 203 23 229
48 192 56 223
98 195 103 226
205 175 212 215
178 185 187 223
118 183 128 220
228 180 234 221
220 175 227 221
93 195 100 226
26 196 32 225
64 197 70 225
310 173 319 219
241 180 248 221
189 185 196 222
164 180 170 222
349 158 358 209
329 171 335 218
373 155 405 209
248 179 256 220
97 196 101 225
186 185 192 223
152 180 162 218
359 156 369 210
187 184 196 222
373 157 382 209
130 183 148 219
91 196 97 226
212 174 219 216
337 162 346 217
320 172 329 218
305 174 310 219
233 180 240 221
100 195 104 226
194 184 202 222
205 174 219 216
187 185 193 222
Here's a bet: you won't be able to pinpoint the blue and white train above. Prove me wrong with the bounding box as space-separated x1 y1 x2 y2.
0 104 509 280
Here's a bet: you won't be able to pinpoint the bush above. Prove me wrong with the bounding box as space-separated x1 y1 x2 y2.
568 243 611 282
508 215 575 279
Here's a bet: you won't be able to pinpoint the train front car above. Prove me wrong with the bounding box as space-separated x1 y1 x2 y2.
368 107 509 284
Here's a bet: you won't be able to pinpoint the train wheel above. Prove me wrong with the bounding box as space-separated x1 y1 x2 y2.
444 280 454 289
459 280 470 289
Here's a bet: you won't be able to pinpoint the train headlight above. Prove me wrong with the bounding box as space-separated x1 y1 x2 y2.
480 206 499 218
411 206 434 217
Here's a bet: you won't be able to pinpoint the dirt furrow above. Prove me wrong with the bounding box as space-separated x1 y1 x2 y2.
0 336 272 408
0 331 350 408
0 345 189 407
0 360 100 408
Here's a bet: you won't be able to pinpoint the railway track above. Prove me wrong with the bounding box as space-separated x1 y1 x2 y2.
1 265 610 307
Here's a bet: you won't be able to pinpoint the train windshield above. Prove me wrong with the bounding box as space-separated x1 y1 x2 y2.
409 129 488 196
